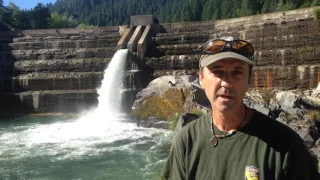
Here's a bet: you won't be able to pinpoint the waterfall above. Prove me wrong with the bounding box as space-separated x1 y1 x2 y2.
96 49 128 115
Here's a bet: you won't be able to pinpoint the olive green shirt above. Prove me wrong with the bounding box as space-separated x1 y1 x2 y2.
162 110 320 180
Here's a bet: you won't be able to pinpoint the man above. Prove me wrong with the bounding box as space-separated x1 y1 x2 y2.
162 37 320 179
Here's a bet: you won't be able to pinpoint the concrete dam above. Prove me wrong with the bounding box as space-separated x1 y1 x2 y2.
0 7 319 116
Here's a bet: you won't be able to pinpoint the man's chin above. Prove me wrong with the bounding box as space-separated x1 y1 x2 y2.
212 103 236 113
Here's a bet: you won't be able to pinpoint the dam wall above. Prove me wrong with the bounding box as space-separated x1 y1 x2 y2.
0 7 319 115
0 26 120 115
148 6 320 90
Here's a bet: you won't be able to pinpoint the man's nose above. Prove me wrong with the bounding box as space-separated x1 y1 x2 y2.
220 74 233 88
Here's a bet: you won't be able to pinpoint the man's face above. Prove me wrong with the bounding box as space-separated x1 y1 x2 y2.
199 58 250 113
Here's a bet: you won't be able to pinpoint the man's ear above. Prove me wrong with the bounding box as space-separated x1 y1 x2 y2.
199 72 204 87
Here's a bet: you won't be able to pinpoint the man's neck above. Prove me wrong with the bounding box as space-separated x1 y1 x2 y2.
211 105 249 132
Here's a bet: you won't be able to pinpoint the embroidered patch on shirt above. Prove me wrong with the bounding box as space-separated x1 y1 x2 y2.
245 166 259 180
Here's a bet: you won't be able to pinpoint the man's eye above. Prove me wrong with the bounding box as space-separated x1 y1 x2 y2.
212 70 224 76
233 71 243 75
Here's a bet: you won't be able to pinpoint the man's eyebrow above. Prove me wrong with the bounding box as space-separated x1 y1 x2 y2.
234 66 245 70
209 65 223 69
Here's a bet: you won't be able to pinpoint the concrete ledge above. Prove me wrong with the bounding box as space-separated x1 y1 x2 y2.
128 26 145 52
22 26 119 36
117 27 135 49
215 6 319 28
137 25 152 58
0 90 98 113
130 15 158 26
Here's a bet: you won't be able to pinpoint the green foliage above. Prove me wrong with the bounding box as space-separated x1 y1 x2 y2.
1 0 319 29
169 113 180 130
31 3 51 29
190 108 206 116
311 0 320 6
76 23 95 28
50 12 78 28
0 2 50 30
280 112 296 123
152 169 165 180
314 8 320 20
307 110 320 121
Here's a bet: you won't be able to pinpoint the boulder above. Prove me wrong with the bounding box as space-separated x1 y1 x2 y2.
132 75 210 120
275 91 302 114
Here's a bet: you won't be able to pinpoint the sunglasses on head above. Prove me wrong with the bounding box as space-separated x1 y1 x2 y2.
203 39 254 60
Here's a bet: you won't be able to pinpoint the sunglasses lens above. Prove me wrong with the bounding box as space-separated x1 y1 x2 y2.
203 39 254 59
204 40 225 54
232 41 254 58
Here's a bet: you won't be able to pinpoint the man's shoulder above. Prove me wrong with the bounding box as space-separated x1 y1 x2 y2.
251 109 302 141
173 112 209 140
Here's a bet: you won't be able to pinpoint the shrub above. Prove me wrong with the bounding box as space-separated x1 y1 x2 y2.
169 113 180 130
280 113 296 123
307 110 320 121
314 8 320 20
190 108 206 116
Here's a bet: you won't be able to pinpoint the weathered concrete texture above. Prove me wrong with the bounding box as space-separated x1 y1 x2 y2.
6 48 116 61
0 90 98 114
153 33 210 45
252 65 320 90
146 55 200 70
8 39 119 50
13 58 110 74
215 7 317 29
0 72 103 92
0 26 122 115
22 26 119 37
149 7 320 90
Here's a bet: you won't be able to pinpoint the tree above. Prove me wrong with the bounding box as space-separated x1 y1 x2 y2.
180 3 192 22
311 0 320 6
221 0 233 19
201 0 215 20
240 0 256 17
32 3 51 29
189 0 202 21
262 0 276 13
213 0 221 20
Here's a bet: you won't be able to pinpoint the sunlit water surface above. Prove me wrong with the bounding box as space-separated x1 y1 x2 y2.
0 115 172 179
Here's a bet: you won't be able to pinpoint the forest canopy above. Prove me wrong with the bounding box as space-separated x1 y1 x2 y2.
0 0 319 30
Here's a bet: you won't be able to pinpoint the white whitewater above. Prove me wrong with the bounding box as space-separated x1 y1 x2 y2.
96 49 128 115
0 49 170 160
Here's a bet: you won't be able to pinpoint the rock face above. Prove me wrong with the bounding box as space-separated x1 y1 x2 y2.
132 75 210 120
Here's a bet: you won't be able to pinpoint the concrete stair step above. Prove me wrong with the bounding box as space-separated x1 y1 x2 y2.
156 43 203 55
153 33 210 45
161 21 215 34
12 58 111 74
8 39 119 50
13 34 120 43
0 89 98 114
0 72 104 92
1 47 117 61
145 54 201 70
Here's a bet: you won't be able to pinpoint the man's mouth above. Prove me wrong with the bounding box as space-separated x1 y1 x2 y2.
218 95 233 99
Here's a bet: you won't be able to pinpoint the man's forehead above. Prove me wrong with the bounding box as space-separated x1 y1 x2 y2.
207 58 248 68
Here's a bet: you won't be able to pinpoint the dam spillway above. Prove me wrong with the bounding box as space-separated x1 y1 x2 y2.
0 7 320 116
